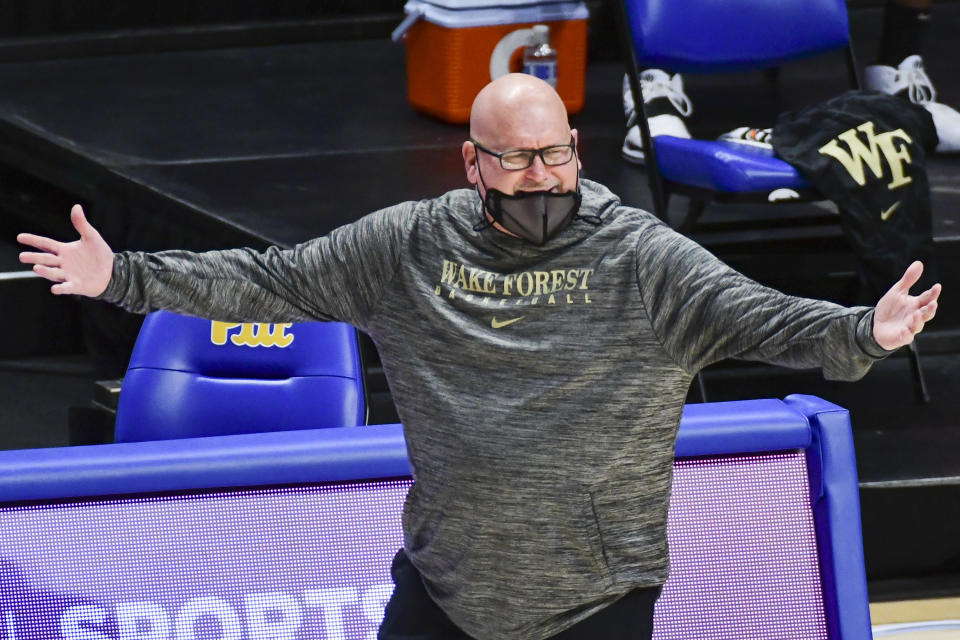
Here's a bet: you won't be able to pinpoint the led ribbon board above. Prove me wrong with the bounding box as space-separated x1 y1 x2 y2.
0 396 870 639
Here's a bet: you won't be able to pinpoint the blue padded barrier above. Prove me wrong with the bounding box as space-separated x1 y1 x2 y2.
5 398 814 502
0 423 409 503
676 398 810 456
114 311 365 441
786 394 873 640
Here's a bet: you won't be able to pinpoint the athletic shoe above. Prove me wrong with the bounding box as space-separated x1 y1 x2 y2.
622 70 693 164
864 54 960 153
717 126 774 149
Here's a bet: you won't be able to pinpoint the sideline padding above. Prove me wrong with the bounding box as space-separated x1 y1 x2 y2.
0 423 409 503
0 396 872 639
1 398 812 502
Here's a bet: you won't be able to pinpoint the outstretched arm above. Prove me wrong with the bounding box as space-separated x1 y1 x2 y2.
872 261 941 351
636 219 943 380
17 204 113 297
17 202 414 329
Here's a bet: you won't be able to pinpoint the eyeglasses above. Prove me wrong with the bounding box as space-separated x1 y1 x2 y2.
471 137 576 171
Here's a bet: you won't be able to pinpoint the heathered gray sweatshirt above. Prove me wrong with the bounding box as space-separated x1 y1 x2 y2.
101 179 888 640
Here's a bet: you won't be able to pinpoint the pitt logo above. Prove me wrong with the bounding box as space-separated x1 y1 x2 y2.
818 121 914 190
210 321 294 348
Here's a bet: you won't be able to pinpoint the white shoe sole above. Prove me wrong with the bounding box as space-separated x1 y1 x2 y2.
622 140 646 165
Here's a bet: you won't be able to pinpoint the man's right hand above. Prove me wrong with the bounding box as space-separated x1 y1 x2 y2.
18 204 114 297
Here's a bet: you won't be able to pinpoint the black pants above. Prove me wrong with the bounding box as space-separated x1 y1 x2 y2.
378 550 661 640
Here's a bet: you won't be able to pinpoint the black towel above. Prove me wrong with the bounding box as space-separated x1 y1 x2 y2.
773 90 939 299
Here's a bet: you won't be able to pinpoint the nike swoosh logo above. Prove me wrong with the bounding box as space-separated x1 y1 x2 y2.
491 316 525 329
881 201 901 221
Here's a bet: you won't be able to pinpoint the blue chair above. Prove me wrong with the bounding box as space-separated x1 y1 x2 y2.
615 0 860 231
615 0 930 403
114 311 366 442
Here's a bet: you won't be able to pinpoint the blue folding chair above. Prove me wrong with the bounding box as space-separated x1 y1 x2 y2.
615 0 930 403
114 311 367 442
615 0 860 231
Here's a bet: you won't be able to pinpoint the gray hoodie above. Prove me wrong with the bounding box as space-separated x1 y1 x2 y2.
101 179 887 640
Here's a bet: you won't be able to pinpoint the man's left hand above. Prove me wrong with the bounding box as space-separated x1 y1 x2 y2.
873 261 941 351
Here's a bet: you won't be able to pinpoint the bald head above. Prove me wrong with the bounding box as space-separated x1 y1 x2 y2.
462 74 580 203
470 74 570 148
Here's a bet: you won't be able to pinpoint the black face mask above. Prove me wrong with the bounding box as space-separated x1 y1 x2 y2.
482 188 582 246
474 147 582 246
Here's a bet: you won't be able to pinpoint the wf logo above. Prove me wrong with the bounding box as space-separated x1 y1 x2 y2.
210 322 294 348
818 121 914 190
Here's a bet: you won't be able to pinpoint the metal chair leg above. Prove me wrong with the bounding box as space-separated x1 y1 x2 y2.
906 341 931 404
696 372 708 403
679 199 707 234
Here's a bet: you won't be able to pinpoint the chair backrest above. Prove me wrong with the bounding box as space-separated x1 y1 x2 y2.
623 0 851 73
114 310 366 442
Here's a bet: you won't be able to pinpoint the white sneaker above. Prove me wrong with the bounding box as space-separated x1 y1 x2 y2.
622 70 693 164
864 54 960 154
717 127 774 149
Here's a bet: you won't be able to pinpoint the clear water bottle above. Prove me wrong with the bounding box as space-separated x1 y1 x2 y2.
523 25 558 88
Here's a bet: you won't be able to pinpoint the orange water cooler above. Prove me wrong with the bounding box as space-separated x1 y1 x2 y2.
393 1 589 124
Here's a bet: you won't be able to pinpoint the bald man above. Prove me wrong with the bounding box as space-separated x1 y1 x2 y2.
19 74 940 640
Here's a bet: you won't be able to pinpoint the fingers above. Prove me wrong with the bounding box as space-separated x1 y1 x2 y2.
51 281 75 296
32 265 66 282
905 302 938 337
895 260 924 293
16 233 61 255
909 311 924 334
912 283 940 323
18 251 61 267
916 282 942 307
70 204 93 239
881 286 939 350
18 205 92 253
